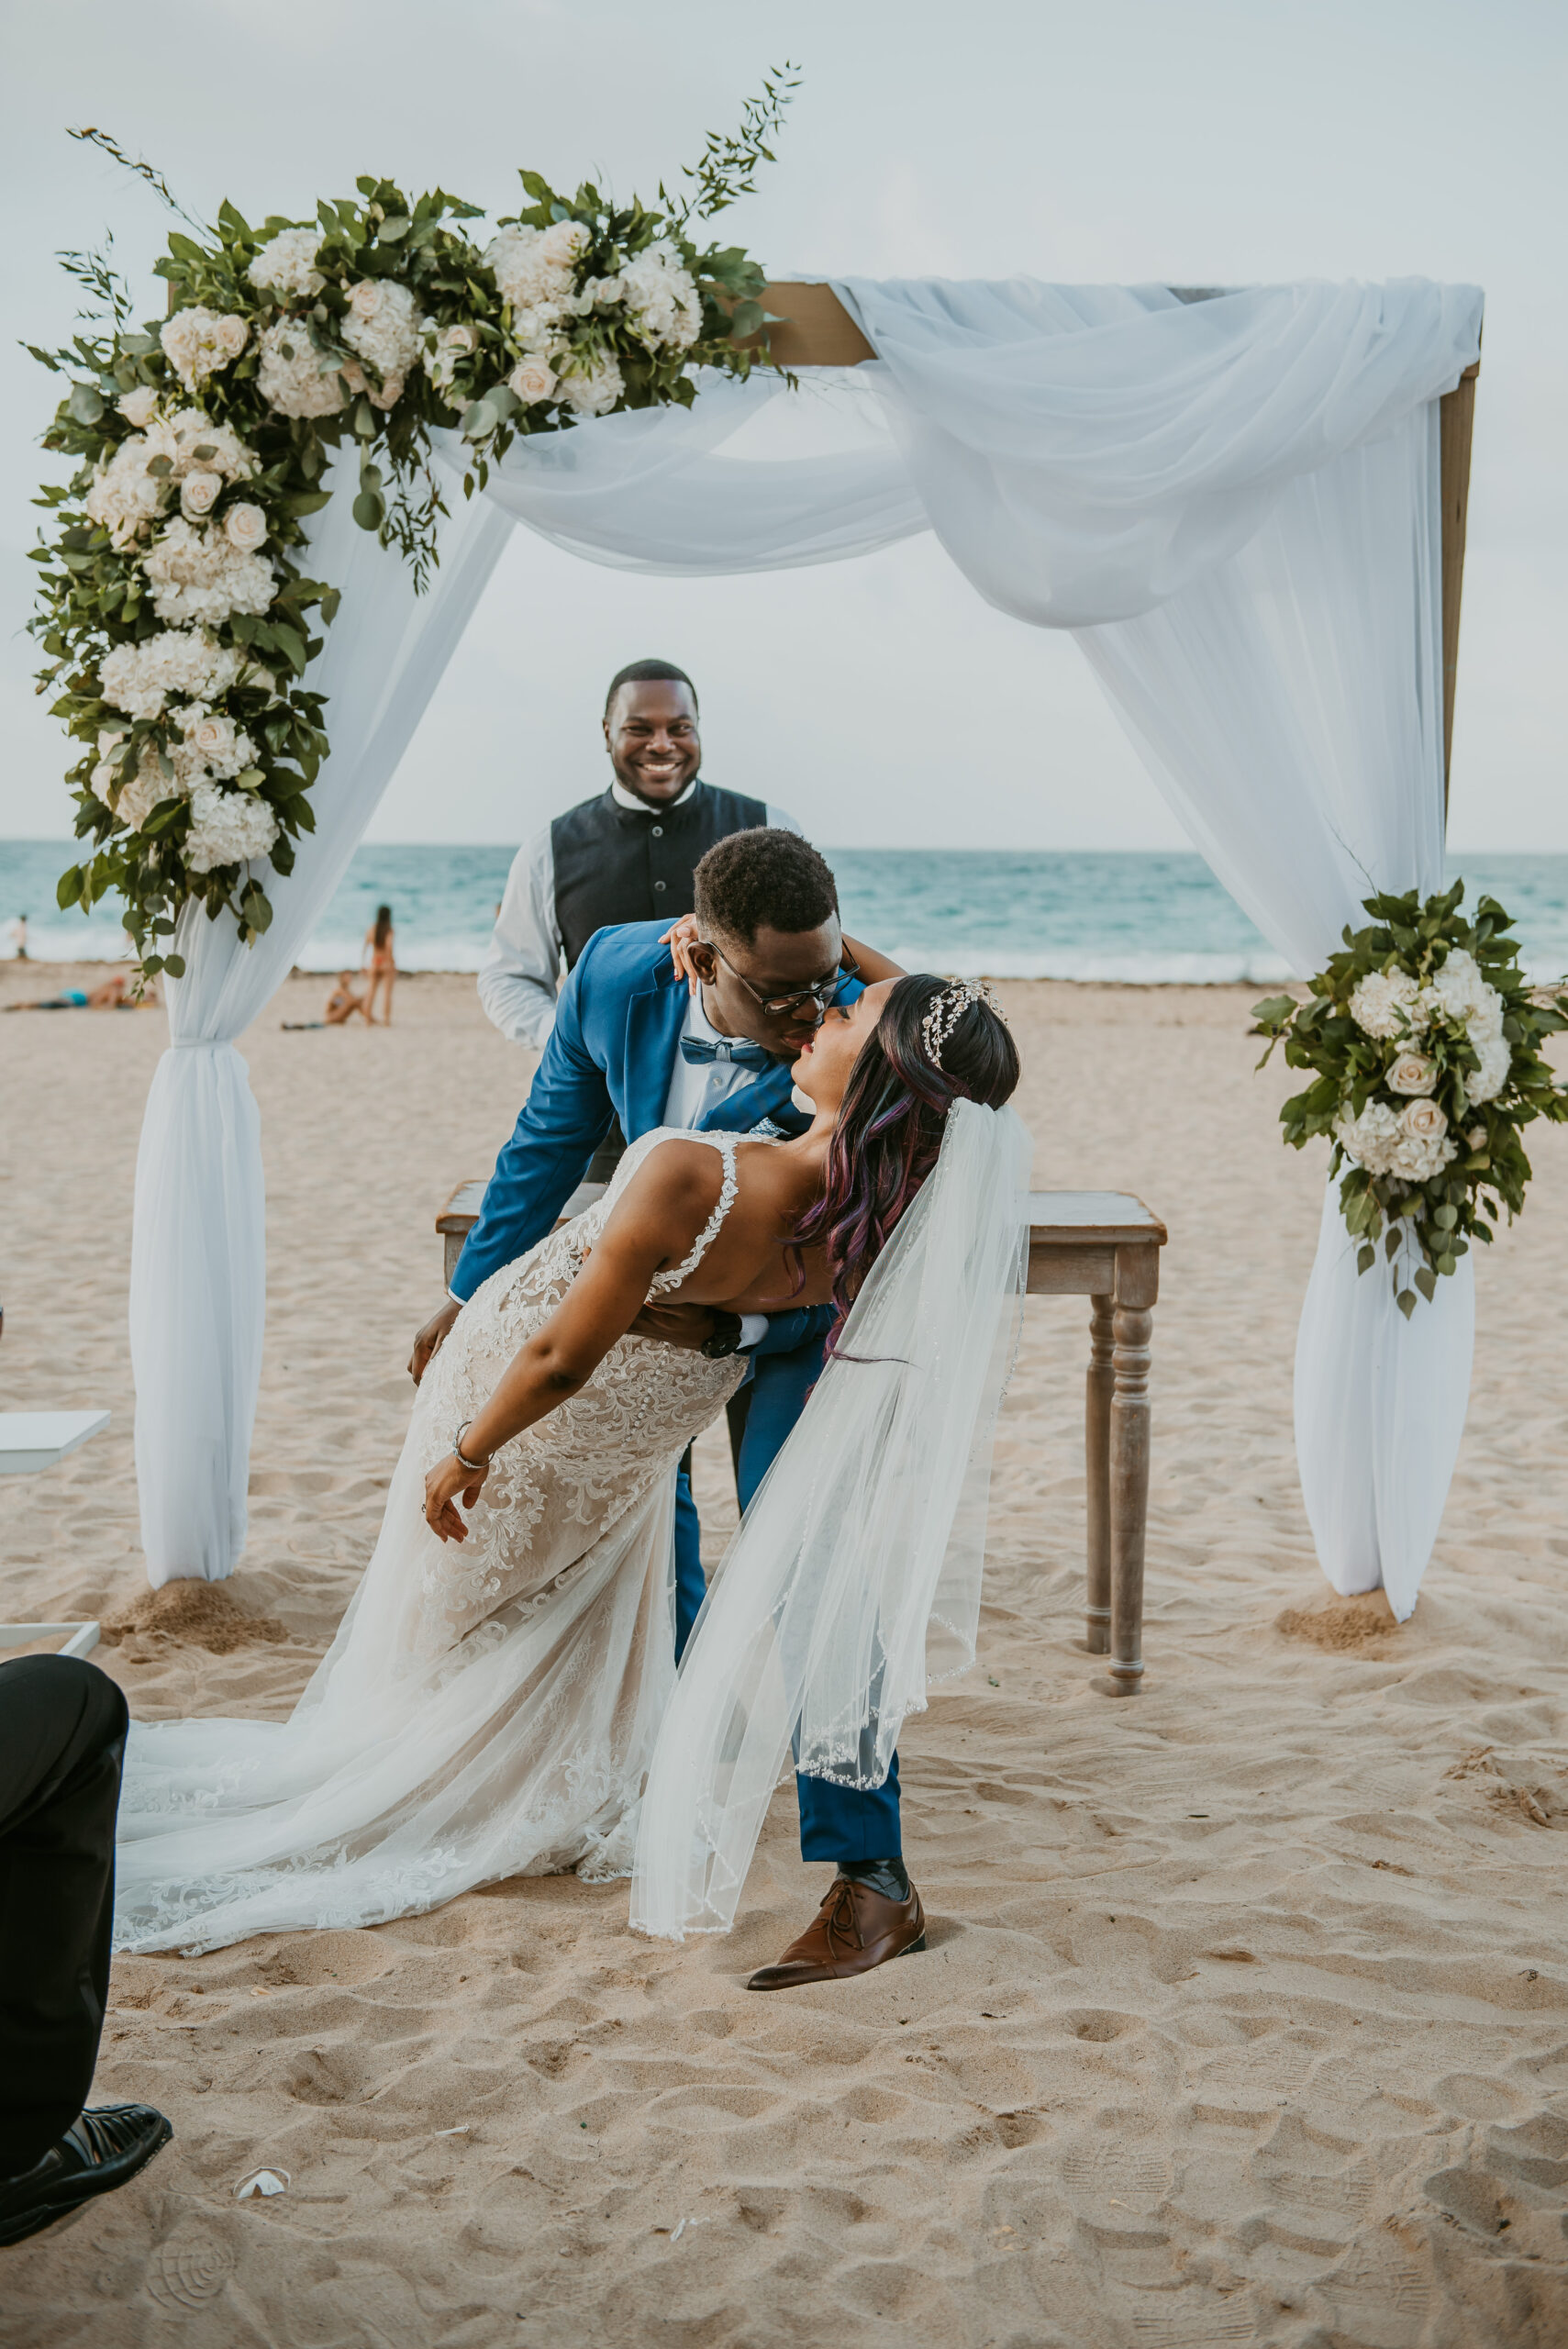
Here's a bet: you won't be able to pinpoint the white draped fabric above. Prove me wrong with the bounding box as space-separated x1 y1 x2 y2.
633 1100 1032 1941
132 463 511 1583
131 274 1481 1610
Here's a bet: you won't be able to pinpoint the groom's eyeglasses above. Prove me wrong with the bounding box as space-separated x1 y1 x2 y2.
711 946 862 1020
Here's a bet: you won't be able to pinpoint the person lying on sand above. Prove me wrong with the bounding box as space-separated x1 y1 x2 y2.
3 974 153 1013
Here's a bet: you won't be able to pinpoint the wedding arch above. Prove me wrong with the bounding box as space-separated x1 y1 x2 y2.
28 124 1485 1616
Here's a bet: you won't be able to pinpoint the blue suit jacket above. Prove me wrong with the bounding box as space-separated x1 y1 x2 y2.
452 920 840 1302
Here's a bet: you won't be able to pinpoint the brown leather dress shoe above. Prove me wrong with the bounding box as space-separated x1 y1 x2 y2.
747 1876 927 1990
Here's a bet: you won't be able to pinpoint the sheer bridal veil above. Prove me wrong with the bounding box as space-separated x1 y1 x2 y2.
631 1097 1034 1941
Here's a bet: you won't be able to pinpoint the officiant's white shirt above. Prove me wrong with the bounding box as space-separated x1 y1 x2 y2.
479 779 800 1051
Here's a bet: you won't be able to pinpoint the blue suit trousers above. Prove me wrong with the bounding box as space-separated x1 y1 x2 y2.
673 1319 902 1865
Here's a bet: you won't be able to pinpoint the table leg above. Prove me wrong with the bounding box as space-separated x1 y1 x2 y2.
1107 1244 1158 1695
1084 1294 1114 1653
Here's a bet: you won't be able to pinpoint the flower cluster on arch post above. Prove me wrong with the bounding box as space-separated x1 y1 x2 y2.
29 94 794 979
1251 885 1568 1313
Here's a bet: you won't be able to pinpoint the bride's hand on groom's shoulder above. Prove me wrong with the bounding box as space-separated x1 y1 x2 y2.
424 1451 488 1542
659 914 702 996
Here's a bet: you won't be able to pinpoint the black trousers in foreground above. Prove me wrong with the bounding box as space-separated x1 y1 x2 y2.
0 1657 128 2174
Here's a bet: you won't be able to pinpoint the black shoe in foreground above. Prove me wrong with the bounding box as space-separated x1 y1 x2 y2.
0 2104 173 2248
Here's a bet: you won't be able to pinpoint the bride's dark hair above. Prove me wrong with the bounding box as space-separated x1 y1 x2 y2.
793 974 1019 1354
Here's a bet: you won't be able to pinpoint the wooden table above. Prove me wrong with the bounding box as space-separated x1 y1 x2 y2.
436 1182 1166 1694
1025 1192 1166 1694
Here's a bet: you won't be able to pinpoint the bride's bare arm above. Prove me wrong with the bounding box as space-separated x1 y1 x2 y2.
423 1144 721 1542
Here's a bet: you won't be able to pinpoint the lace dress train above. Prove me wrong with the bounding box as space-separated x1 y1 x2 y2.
114 1130 748 1954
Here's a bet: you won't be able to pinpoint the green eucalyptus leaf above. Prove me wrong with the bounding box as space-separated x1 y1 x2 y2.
1396 1287 1418 1319
68 381 105 425
350 489 385 531
1414 1265 1437 1302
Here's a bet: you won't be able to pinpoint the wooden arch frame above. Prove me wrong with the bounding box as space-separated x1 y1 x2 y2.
755 284 1479 816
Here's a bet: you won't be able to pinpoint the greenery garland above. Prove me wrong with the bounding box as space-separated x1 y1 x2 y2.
28 74 797 977
1251 885 1568 1314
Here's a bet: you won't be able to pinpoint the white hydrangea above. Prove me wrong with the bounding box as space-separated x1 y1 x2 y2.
248 228 327 302
89 738 190 830
141 517 275 628
84 436 169 549
99 630 243 721
157 408 255 482
160 307 249 393
339 279 422 407
1421 948 1488 1027
255 317 347 418
619 239 703 351
184 781 279 873
1335 1096 1458 1185
484 223 584 316
556 349 625 417
1463 1031 1512 1107
1348 967 1423 1041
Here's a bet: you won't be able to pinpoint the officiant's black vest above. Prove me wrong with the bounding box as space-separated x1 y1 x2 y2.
550 780 769 972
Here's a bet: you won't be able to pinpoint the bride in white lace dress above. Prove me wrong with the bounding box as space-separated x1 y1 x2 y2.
115 974 1026 1955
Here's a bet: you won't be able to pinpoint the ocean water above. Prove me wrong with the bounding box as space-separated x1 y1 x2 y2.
5 840 1568 986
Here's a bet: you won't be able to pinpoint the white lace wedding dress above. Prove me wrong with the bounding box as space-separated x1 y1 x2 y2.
115 1130 751 1954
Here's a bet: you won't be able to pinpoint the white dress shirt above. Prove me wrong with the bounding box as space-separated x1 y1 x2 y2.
477 780 802 1050
661 986 774 1130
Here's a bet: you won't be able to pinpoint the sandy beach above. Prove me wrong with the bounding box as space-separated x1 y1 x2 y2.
2 962 1565 2348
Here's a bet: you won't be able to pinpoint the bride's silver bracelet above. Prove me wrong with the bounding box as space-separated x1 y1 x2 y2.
452 1420 489 1475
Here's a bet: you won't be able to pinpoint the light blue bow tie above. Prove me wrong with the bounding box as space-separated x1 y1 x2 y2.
680 1035 775 1073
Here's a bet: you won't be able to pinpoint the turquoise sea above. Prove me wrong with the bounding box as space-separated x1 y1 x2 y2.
5 841 1568 985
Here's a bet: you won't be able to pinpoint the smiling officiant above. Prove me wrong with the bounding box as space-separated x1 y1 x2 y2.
478 658 801 1074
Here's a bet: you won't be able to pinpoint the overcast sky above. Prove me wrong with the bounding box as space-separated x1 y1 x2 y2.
1 0 1562 853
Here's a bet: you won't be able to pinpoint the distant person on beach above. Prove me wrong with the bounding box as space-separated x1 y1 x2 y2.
478 656 800 1065
3 974 153 1013
283 974 372 1030
362 905 396 1025
4 916 27 961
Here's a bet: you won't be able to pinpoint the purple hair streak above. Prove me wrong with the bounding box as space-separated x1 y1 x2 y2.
795 974 1019 1360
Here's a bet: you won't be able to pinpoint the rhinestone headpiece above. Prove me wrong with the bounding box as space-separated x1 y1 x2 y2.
920 977 1005 1070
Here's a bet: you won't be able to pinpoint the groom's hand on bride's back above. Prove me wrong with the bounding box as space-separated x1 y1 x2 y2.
409 1298 462 1384
627 1300 719 1351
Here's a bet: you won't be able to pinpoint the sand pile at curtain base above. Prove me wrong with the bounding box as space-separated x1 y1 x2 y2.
100 1575 292 1654
1274 1590 1399 1649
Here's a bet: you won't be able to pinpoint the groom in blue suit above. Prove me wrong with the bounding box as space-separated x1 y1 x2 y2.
409 829 926 1987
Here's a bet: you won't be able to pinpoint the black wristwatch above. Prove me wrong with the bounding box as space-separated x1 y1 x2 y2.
700 1310 745 1360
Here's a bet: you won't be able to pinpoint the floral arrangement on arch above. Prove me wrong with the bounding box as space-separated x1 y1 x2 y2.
28 78 796 975
1251 886 1568 1315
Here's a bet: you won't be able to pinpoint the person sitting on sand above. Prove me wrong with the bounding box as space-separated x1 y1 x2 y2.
326 972 372 1026
362 905 396 1025
282 974 372 1031
3 974 153 1013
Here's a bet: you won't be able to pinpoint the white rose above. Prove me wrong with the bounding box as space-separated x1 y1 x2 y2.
1387 1052 1437 1096
180 471 222 519
189 713 237 763
1466 1125 1487 1149
216 315 250 359
224 502 268 553
349 280 380 317
507 357 557 405
117 385 159 429
540 219 591 265
1399 1097 1449 1144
